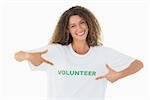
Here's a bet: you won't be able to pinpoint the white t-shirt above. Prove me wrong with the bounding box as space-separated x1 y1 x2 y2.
28 44 135 100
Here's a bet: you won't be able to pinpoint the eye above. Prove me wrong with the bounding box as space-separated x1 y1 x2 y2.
81 21 85 24
71 25 75 28
70 25 76 28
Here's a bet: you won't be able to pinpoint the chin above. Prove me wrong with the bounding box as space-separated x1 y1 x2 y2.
74 37 87 41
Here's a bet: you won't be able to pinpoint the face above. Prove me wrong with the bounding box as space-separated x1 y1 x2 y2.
68 15 88 41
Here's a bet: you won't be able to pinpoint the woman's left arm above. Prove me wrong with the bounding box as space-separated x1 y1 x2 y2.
96 60 144 83
117 59 143 80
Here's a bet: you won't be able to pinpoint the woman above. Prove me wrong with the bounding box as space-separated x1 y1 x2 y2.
15 6 143 100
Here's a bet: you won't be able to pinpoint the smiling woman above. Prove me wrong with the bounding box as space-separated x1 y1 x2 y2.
14 5 143 100
50 6 102 47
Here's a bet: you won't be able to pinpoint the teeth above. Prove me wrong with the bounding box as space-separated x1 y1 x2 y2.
76 32 84 36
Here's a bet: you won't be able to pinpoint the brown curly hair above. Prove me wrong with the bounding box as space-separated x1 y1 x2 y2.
50 5 102 46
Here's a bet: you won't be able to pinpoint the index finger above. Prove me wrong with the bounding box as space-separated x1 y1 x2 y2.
42 58 54 65
95 75 106 80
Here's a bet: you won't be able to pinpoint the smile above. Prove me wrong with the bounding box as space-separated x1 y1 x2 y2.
76 32 85 36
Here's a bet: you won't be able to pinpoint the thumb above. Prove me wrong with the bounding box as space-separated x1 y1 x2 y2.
39 50 48 54
105 64 113 70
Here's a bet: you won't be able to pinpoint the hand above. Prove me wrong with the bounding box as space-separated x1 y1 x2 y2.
15 50 54 66
95 64 121 83
29 50 54 66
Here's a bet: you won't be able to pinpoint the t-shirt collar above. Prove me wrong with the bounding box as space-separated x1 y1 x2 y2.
69 43 93 57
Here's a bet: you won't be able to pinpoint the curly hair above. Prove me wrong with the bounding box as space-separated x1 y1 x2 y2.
50 6 102 46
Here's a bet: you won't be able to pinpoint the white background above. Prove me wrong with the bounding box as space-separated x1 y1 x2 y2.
0 0 149 100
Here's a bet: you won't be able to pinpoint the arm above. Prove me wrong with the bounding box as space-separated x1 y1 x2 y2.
117 59 143 80
96 59 143 83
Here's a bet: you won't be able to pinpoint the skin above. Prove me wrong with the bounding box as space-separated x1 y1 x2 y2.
67 15 89 54
14 15 143 83
95 62 143 83
15 50 53 66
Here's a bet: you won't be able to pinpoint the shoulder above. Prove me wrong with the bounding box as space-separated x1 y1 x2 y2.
47 43 68 50
46 43 60 51
93 45 120 55
93 45 113 52
48 43 62 48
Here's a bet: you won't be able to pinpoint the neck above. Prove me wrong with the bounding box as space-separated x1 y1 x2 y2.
71 41 90 55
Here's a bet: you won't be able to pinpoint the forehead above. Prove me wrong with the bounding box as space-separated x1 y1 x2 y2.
69 15 84 24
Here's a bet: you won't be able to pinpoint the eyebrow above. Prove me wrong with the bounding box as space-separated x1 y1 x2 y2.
69 19 85 26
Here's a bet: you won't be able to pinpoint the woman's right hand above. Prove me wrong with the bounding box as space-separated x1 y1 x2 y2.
14 50 53 66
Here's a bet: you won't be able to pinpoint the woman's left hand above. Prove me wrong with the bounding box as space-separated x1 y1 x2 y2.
95 64 121 83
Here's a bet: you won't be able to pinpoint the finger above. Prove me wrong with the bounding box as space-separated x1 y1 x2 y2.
95 75 106 80
43 58 54 65
39 50 48 54
105 64 113 70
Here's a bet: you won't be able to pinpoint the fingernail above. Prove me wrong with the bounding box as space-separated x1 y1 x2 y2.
105 64 109 67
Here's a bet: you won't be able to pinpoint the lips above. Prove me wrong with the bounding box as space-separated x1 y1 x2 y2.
76 32 85 36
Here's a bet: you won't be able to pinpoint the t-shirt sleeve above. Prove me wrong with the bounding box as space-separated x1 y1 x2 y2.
26 44 54 71
106 47 135 71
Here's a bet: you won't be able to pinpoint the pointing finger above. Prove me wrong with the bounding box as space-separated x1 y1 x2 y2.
95 75 106 80
42 58 54 65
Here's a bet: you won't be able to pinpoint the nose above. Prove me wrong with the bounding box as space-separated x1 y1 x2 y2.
76 25 83 32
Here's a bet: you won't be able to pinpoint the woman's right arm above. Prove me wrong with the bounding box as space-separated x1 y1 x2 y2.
14 50 53 66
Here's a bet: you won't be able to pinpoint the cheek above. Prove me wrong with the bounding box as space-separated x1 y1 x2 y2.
69 29 76 35
85 25 88 30
83 26 88 33
81 24 88 31
68 31 74 37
